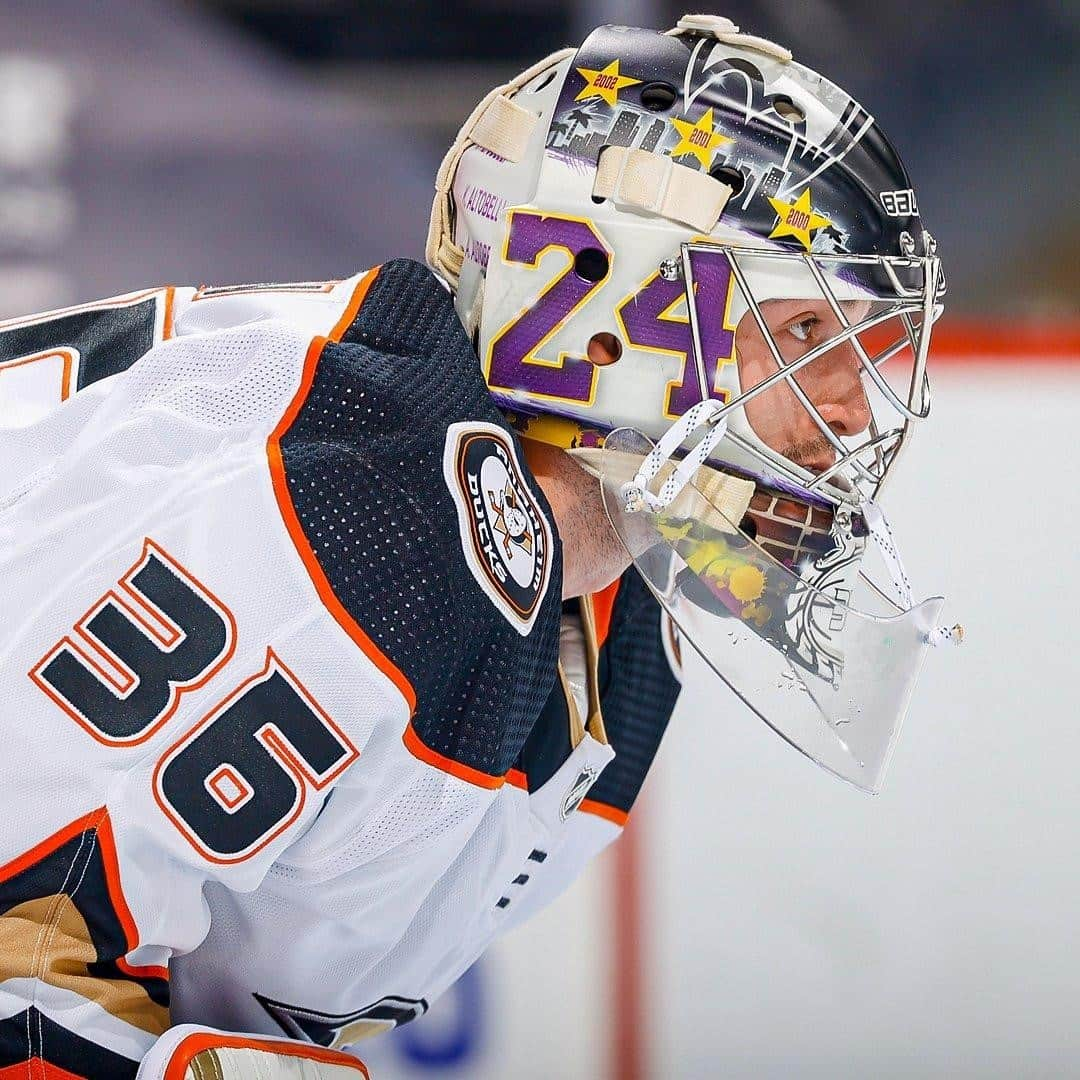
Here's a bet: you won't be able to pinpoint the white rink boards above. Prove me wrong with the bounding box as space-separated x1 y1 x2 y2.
365 364 1080 1080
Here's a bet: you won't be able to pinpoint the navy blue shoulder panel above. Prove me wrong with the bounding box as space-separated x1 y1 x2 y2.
0 295 163 391
278 259 562 778
587 570 680 816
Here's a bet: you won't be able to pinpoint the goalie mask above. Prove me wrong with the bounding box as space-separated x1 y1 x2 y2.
427 14 958 791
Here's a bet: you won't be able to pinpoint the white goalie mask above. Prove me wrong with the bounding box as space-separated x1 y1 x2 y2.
427 14 959 791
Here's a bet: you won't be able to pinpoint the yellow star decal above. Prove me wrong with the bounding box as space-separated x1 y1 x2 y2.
767 188 833 251
574 59 642 108
670 108 733 169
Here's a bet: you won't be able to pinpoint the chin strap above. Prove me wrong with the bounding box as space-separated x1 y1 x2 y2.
861 498 963 647
426 47 574 289
621 399 729 513
593 145 734 233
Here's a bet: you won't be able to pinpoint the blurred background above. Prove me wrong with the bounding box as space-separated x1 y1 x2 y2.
1 0 1076 319
0 2 1076 1077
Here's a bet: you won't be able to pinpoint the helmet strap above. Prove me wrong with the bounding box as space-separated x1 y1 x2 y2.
593 145 734 233
426 47 575 289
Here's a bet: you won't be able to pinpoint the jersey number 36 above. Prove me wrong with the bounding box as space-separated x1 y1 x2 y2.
31 538 358 864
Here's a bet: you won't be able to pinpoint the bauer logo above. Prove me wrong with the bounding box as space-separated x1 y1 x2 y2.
880 189 919 217
443 422 553 634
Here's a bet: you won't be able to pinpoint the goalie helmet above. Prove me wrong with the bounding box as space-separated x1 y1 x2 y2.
427 14 956 792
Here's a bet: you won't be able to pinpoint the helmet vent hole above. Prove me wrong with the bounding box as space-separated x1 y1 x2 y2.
591 145 611 203
574 247 609 283
587 332 622 366
772 95 805 124
530 69 558 93
709 164 746 196
640 82 678 111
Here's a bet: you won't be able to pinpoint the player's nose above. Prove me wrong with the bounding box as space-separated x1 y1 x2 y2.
815 344 871 438
817 395 870 437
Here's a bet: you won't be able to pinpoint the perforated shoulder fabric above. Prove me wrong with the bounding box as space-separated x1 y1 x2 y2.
277 259 562 778
587 570 680 816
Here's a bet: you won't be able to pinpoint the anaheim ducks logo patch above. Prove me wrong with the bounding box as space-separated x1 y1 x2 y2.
443 421 553 634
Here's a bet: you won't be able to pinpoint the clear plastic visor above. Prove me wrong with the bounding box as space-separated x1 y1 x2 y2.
601 427 943 792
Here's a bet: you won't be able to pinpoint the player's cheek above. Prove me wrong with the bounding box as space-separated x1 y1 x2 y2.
744 374 809 452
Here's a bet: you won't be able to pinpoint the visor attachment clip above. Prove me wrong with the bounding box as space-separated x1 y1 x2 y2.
659 257 683 282
861 498 962 648
621 399 728 514
928 624 965 647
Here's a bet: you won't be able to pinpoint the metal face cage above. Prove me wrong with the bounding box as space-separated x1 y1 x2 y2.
678 232 945 508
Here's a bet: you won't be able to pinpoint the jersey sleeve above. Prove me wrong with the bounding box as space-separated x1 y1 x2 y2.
0 275 378 513
0 272 376 440
0 288 175 422
0 288 176 510
161 260 567 1050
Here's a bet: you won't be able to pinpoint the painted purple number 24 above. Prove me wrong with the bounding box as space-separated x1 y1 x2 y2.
487 211 608 404
486 210 736 415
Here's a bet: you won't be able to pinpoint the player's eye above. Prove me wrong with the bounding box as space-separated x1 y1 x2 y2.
787 315 819 343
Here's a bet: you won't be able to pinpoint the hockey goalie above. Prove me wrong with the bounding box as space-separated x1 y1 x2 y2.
0 14 957 1078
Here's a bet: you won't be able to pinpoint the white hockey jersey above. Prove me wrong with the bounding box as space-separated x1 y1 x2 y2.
0 261 679 1077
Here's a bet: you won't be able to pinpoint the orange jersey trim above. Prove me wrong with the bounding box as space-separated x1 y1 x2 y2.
162 286 176 340
590 579 622 648
0 808 170 984
578 797 628 828
0 809 106 882
402 722 505 790
0 349 76 402
163 1032 369 1080
329 267 380 342
94 811 170 981
504 767 528 791
267 322 417 716
0 1060 87 1080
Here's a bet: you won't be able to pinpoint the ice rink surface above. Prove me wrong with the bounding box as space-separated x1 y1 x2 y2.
365 363 1080 1080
